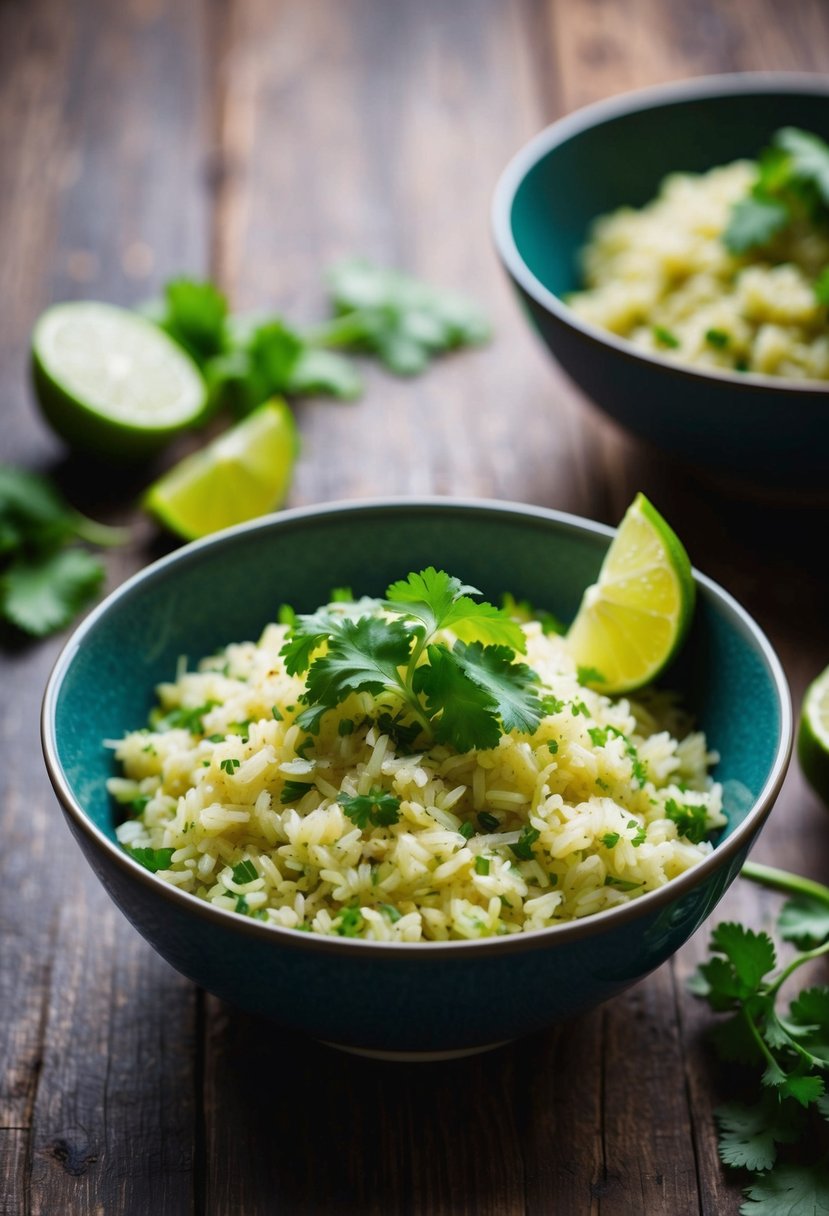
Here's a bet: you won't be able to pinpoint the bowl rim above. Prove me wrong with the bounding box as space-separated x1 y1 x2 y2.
491 70 829 396
42 496 793 959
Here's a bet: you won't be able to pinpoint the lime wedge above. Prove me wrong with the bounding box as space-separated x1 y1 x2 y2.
798 666 829 805
144 399 298 540
32 301 207 458
566 493 695 694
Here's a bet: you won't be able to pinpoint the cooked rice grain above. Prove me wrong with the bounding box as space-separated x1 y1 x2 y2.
110 621 724 941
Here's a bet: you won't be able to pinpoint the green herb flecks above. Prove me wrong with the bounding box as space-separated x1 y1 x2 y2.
723 127 829 255
689 861 829 1212
510 825 541 861
231 859 258 885
653 325 680 349
282 568 547 753
154 700 220 735
665 796 709 845
339 788 401 830
124 845 175 873
280 779 314 804
0 465 127 639
335 905 365 937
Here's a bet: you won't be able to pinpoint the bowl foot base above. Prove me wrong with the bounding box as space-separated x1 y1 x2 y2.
321 1038 511 1062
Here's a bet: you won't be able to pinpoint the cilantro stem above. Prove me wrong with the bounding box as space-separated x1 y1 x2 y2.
304 311 373 349
72 514 131 547
767 938 829 999
742 1005 782 1074
741 860 829 908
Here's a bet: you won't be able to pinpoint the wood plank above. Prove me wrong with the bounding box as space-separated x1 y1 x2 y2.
211 0 603 517
0 0 213 1210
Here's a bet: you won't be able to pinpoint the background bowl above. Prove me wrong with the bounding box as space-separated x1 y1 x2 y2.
492 73 829 489
42 499 791 1058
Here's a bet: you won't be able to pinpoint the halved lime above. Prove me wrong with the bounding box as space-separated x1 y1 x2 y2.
32 301 207 458
566 493 695 694
798 666 829 805
144 398 298 540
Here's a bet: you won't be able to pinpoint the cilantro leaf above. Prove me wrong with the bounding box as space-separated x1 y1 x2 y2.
385 567 525 650
778 896 829 949
723 195 790 254
716 1098 800 1173
741 1164 829 1214
154 700 219 735
665 796 709 845
414 644 502 752
323 259 490 375
335 905 365 937
156 277 228 365
339 788 401 830
298 615 413 732
447 640 543 736
815 269 829 308
1 548 104 637
510 825 540 861
231 859 258 884
280 780 313 804
776 126 829 206
290 569 545 752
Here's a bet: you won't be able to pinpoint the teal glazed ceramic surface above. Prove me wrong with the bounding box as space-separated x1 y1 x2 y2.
492 74 829 489
42 499 792 1057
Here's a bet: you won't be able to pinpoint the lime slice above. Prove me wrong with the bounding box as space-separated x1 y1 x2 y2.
144 399 298 540
566 493 695 694
798 666 829 805
32 301 207 458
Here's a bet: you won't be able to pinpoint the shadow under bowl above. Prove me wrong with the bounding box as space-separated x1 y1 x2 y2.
42 499 792 1057
492 73 829 490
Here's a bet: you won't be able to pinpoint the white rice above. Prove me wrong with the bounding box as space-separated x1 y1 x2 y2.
109 619 724 942
568 160 829 380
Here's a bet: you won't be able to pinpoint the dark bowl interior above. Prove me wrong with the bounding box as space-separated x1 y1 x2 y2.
494 76 829 485
43 500 791 1054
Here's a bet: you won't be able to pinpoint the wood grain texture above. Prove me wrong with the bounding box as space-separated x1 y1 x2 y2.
2 0 829 1213
0 0 211 1211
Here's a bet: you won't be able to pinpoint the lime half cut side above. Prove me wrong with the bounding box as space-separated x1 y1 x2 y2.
566 493 695 695
798 666 829 805
32 301 207 458
144 398 298 540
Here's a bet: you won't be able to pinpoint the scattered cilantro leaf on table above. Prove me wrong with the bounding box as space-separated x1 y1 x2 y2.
146 261 490 421
317 259 491 376
690 860 829 1210
0 465 126 639
281 567 545 753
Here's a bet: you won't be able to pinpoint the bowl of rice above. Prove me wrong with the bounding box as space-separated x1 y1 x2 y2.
42 498 791 1058
492 73 829 491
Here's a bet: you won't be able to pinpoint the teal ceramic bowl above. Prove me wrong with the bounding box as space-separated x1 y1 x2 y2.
492 73 829 489
42 499 791 1059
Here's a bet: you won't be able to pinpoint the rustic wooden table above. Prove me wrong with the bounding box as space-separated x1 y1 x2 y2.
2 1 829 1212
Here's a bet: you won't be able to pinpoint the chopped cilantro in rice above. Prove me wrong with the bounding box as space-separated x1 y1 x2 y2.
110 588 724 941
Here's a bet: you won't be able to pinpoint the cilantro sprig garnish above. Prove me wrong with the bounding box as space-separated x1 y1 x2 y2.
0 464 127 639
723 127 829 265
690 860 829 1210
281 568 546 753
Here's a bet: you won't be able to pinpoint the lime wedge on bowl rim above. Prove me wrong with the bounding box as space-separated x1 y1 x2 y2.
798 665 829 805
32 301 207 458
144 398 298 540
566 492 695 694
